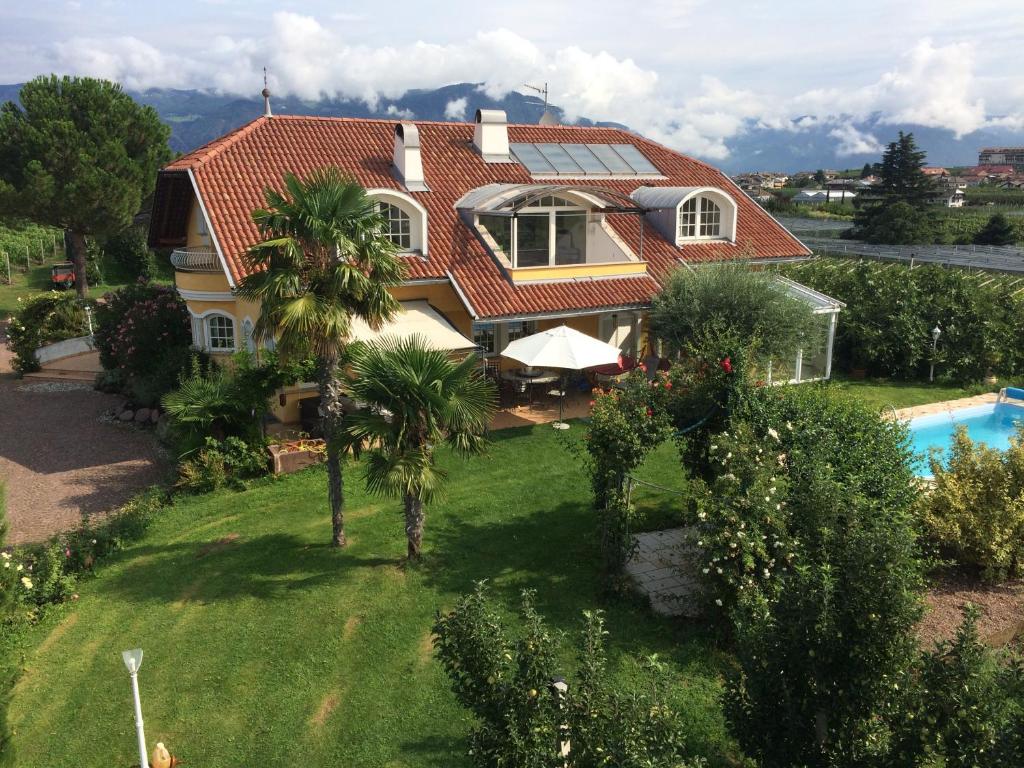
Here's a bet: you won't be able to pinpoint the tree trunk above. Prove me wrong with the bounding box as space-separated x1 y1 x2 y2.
68 230 89 299
405 494 425 560
319 355 347 547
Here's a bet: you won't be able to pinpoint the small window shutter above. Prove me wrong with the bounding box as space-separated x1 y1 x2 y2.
242 319 256 353
190 315 204 349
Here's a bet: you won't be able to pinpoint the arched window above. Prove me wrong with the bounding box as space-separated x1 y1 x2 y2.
678 196 724 240
378 202 412 250
205 314 235 352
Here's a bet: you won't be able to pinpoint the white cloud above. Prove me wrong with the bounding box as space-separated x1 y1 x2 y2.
35 15 1024 161
444 96 467 121
829 123 884 156
386 105 415 120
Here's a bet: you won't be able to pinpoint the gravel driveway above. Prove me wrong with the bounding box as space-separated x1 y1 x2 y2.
0 323 168 544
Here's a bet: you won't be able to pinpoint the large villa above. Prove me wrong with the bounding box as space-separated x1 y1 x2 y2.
148 98 841 425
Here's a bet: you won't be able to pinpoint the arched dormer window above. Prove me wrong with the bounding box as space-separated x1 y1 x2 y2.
678 197 722 239
366 189 428 255
630 186 738 246
378 202 412 249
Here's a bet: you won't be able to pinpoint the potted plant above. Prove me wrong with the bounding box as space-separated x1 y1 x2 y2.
267 435 327 475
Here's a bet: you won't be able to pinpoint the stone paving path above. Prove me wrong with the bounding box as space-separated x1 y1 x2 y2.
0 322 168 544
625 526 705 617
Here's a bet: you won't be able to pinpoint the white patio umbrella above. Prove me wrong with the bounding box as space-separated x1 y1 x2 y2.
501 325 621 429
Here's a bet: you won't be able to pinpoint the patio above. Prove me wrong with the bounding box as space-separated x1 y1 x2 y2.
491 387 594 430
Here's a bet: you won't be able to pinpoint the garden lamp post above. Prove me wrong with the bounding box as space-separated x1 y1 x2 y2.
929 325 941 383
84 304 94 337
122 648 149 768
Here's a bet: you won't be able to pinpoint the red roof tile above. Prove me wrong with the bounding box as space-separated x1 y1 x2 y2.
161 115 809 318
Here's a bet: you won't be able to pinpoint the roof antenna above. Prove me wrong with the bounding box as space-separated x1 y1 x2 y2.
525 81 559 126
262 67 272 118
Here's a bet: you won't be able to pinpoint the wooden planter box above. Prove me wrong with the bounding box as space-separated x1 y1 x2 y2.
268 439 326 475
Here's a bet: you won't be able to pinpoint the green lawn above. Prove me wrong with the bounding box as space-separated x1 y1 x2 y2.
0 260 174 318
822 377 996 412
6 426 732 768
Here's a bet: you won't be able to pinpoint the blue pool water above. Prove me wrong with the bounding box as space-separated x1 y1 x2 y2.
909 403 1024 476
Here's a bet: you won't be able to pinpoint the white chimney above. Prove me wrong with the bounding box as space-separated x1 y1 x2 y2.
393 123 428 191
473 109 512 163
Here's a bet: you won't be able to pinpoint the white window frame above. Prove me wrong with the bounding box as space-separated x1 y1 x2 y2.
674 189 737 244
366 188 428 255
191 310 237 353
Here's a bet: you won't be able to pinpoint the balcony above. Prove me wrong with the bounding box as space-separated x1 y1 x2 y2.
170 247 220 273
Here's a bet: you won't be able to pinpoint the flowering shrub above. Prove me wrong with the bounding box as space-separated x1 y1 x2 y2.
919 425 1024 582
176 436 269 494
7 292 87 373
93 279 193 404
0 491 163 623
697 423 793 610
433 583 707 768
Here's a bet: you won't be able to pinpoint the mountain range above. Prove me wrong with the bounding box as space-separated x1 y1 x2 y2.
3 81 1023 174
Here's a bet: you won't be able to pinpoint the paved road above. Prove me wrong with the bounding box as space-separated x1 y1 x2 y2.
0 323 168 544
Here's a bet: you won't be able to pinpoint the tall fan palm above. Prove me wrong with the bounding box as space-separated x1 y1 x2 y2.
344 335 497 559
237 168 406 547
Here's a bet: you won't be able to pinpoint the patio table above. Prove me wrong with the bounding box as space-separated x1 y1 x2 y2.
500 368 560 404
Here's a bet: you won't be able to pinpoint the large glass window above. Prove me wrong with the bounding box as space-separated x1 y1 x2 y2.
206 315 235 351
478 214 512 257
473 322 496 355
379 202 411 249
555 211 586 265
516 214 550 267
506 320 537 343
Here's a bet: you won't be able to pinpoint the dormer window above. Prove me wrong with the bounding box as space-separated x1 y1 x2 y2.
631 187 738 246
378 202 412 249
678 197 722 239
366 189 428 255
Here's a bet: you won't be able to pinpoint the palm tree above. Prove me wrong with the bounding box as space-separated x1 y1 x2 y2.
237 168 406 547
344 335 497 559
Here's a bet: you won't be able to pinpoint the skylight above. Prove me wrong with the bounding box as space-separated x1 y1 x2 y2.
509 143 661 177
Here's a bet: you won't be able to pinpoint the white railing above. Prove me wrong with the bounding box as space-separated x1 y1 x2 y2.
170 247 220 272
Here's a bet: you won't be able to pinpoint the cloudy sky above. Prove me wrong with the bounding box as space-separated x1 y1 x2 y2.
2 0 1023 159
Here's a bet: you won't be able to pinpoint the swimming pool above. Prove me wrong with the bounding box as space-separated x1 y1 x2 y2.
908 402 1024 476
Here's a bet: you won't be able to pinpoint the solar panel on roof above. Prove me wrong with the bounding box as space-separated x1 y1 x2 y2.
584 144 635 174
510 143 555 173
536 143 584 174
612 144 660 174
511 142 662 176
561 144 610 174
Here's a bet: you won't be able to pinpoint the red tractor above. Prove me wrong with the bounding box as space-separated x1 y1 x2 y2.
50 262 75 290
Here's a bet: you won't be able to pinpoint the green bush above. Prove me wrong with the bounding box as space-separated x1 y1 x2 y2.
101 226 156 279
919 425 1024 581
433 584 706 768
93 280 194 405
696 422 792 610
890 608 1024 767
176 436 268 493
2 491 163 621
650 260 816 363
787 259 1024 381
714 386 924 765
6 291 87 373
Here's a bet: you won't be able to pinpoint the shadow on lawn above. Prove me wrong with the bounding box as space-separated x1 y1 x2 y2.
95 532 399 605
423 499 725 675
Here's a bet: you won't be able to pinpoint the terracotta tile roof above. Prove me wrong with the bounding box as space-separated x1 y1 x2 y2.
161 115 809 318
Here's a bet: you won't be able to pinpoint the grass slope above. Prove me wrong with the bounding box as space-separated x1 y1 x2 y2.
7 426 731 768
824 378 996 411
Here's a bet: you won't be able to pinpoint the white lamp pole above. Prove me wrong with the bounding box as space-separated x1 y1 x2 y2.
85 304 94 337
122 649 149 768
929 325 941 383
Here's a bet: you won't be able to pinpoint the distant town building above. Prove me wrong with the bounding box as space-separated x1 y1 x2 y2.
978 148 1024 173
922 167 949 177
791 189 856 204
